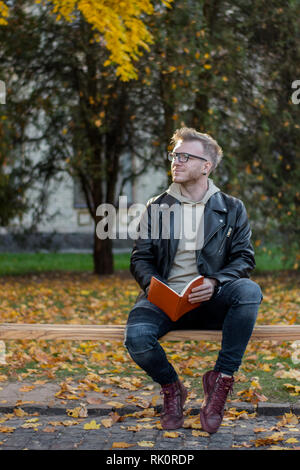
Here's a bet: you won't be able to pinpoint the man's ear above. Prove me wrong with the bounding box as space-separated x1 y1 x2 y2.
204 161 213 175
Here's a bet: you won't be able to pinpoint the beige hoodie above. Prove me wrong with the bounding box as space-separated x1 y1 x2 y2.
165 178 220 294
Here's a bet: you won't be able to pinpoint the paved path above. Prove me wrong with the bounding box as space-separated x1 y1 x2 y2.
0 405 299 452
0 381 299 453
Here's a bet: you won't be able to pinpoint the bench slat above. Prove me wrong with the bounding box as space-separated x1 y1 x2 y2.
0 323 299 341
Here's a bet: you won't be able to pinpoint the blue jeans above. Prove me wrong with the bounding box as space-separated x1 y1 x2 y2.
124 278 263 384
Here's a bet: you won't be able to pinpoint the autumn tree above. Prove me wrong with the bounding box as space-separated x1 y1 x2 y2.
0 0 177 273
0 0 172 80
0 1 169 273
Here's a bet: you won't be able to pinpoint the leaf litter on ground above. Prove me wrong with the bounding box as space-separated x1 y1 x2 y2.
0 270 299 449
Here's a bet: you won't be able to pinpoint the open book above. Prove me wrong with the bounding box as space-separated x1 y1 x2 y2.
147 275 204 322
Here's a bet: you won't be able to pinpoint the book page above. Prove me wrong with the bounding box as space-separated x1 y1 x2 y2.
152 276 181 296
179 275 204 296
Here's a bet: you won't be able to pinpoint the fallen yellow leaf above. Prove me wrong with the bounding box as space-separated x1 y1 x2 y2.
192 430 210 437
43 426 56 433
66 403 88 418
83 420 101 430
163 431 180 438
127 424 142 432
285 437 299 444
111 442 134 448
283 384 300 395
268 445 286 450
254 427 268 433
183 416 202 429
277 412 299 426
19 385 35 392
101 418 114 428
62 420 79 426
137 441 155 447
21 422 41 429
14 408 28 417
25 418 39 423
0 426 15 433
106 401 124 408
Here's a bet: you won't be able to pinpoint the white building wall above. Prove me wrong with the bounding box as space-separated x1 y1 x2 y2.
0 152 168 252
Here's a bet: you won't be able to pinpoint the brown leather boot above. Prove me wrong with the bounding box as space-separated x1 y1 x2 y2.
160 380 188 430
200 370 234 434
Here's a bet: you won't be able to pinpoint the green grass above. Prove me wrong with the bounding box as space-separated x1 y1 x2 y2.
254 244 296 272
0 244 296 276
0 252 130 275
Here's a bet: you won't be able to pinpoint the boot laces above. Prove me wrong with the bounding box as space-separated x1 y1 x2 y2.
160 383 181 415
209 376 233 415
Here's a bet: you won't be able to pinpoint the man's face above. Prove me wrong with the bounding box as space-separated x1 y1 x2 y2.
170 140 212 184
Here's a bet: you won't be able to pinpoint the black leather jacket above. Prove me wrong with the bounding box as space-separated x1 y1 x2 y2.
130 190 256 295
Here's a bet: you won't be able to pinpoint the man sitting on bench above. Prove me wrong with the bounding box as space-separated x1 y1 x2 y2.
124 127 263 434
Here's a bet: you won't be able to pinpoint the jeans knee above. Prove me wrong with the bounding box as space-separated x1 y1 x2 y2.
124 323 158 355
232 279 263 305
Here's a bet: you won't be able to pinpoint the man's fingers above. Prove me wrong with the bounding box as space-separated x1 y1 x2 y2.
191 285 207 292
191 286 210 294
188 278 215 303
189 295 211 303
190 286 212 297
188 292 213 303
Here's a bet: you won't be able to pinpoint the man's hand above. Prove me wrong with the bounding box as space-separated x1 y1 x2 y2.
188 278 218 303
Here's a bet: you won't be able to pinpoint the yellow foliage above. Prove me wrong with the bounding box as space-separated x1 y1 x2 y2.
46 0 173 81
0 0 9 25
1 0 173 80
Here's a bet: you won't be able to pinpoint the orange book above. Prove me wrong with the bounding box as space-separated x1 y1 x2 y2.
147 275 204 321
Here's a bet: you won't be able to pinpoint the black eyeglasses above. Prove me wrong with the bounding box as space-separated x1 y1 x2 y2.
168 152 208 163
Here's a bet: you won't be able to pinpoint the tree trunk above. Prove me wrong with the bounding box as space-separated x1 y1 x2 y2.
93 228 114 275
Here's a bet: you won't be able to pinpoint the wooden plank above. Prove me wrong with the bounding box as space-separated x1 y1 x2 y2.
161 325 300 342
0 323 299 341
0 324 125 341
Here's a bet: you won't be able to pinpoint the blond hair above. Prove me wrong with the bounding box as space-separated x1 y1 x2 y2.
170 127 223 171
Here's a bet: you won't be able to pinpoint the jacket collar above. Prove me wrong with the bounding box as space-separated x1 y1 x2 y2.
205 191 228 213
203 192 228 248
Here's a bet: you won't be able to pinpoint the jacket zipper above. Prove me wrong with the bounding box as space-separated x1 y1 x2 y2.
218 226 233 253
203 222 226 249
196 222 225 264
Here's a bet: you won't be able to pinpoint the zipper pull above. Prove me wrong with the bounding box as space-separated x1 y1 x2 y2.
226 227 232 237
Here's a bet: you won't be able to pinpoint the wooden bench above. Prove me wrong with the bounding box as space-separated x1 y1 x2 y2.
0 323 300 341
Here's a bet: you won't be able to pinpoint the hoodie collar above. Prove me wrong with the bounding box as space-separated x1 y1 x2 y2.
166 178 220 205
